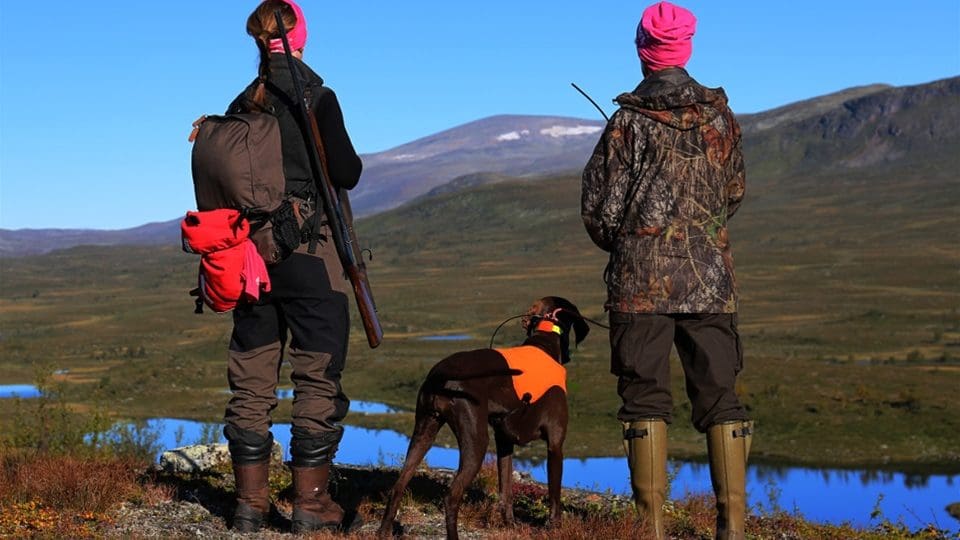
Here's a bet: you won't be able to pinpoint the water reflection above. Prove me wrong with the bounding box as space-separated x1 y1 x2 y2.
145 418 959 532
0 384 41 398
350 401 399 414
271 393 398 414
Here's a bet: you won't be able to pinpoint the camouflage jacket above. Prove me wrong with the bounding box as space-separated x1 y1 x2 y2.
581 68 745 314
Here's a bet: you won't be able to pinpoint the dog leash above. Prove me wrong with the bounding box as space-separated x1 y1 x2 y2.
580 315 610 329
488 312 610 349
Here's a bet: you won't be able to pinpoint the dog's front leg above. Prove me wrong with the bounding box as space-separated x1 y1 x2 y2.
546 436 564 525
494 431 516 525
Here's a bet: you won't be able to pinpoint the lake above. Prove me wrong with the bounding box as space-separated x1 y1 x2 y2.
139 414 959 532
0 384 42 398
273 391 397 415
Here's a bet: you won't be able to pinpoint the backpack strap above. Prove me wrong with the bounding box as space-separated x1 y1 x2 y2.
300 83 322 256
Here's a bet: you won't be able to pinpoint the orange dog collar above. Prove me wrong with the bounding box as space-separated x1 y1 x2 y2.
535 320 562 334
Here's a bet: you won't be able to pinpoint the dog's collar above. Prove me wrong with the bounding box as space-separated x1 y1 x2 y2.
535 319 562 335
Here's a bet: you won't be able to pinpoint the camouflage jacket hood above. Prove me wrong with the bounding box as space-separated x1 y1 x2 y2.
580 68 746 314
615 68 726 131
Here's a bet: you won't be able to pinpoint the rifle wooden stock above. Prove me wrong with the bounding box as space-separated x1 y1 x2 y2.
347 265 381 348
275 10 383 349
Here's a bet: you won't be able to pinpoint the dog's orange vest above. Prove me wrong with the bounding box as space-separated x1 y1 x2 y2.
495 346 566 403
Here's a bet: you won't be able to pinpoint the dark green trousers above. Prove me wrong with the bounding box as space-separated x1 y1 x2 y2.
610 312 748 432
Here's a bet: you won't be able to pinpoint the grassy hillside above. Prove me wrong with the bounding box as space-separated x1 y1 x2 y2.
2 157 958 470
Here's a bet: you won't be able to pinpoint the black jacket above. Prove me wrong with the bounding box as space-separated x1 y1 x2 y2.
228 55 361 299
228 54 362 194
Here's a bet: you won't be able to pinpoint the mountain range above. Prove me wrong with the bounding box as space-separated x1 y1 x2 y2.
1 75 957 257
351 115 605 216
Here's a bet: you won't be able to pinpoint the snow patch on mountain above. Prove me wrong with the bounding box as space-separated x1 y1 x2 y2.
391 153 423 161
539 125 602 138
496 129 530 142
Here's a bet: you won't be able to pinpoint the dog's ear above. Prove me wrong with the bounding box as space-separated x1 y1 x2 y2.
551 298 590 346
571 317 590 346
558 309 589 346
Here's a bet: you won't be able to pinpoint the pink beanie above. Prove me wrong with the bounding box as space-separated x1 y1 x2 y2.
636 1 697 71
269 0 308 53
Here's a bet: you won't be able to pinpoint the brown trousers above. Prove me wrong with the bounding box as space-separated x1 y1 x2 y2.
225 279 350 438
610 312 748 432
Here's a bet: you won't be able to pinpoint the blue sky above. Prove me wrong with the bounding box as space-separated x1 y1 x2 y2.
1 1 958 230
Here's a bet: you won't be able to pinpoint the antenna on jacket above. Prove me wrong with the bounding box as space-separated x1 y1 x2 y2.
571 83 610 122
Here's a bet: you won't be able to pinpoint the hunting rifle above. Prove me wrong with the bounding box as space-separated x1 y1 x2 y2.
571 82 610 121
275 11 383 348
571 82 648 240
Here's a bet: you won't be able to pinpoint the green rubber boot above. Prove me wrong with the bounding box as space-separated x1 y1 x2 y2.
623 419 668 540
707 420 753 540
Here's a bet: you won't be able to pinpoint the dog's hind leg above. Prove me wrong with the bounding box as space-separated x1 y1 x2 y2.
494 431 516 525
378 412 443 537
444 405 489 540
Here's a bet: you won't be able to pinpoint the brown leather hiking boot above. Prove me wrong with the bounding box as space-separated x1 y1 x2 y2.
290 464 361 533
623 419 668 539
707 420 753 540
232 460 270 533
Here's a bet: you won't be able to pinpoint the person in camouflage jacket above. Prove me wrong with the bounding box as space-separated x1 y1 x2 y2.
581 72 744 314
580 3 752 539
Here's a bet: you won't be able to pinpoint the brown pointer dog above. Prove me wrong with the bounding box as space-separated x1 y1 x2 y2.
378 296 589 539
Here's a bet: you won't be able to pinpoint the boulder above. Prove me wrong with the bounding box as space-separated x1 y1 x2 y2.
158 442 283 474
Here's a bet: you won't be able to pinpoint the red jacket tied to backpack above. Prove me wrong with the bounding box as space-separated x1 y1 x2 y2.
181 209 271 312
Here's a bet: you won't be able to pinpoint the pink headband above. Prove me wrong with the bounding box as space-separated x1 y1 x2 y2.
636 1 696 71
269 0 308 53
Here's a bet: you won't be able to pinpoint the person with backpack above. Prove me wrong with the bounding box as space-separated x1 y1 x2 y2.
221 0 363 534
580 2 751 539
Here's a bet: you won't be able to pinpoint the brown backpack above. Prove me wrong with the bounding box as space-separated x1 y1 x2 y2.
191 113 284 213
189 113 300 264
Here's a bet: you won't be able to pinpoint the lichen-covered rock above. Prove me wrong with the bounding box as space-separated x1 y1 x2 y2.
157 442 283 474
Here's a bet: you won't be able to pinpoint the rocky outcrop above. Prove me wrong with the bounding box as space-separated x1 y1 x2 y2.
743 76 960 177
157 442 284 474
739 84 891 135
